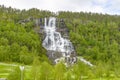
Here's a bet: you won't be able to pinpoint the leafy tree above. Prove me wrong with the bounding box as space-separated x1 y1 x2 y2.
31 57 40 80
54 62 66 80
39 61 53 80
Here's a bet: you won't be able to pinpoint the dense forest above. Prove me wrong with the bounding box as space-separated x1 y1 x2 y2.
1 5 120 79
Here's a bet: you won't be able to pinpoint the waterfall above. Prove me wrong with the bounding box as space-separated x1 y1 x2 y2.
42 17 93 66
42 17 76 65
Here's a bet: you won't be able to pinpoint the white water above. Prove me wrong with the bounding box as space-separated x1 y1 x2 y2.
78 57 93 67
42 17 93 66
42 17 74 56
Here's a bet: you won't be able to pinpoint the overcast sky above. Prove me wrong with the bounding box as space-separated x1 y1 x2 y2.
0 0 120 15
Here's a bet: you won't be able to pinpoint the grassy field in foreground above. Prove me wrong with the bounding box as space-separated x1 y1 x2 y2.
0 62 31 79
0 62 120 80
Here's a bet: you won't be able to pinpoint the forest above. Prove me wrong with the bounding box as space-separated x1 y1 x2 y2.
0 5 120 80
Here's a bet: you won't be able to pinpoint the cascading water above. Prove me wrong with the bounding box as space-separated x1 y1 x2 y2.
43 17 74 54
42 17 93 66
42 17 76 65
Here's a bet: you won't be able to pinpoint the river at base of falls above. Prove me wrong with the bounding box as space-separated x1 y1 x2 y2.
42 17 93 67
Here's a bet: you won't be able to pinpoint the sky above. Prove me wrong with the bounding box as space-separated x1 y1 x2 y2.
0 0 120 15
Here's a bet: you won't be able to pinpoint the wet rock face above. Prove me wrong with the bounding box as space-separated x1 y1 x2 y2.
36 18 69 38
40 17 77 65
47 50 77 64
46 50 62 64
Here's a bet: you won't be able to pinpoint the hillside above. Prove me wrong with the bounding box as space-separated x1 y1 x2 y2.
0 5 120 79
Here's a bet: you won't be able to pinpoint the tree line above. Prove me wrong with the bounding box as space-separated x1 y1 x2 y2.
0 5 120 79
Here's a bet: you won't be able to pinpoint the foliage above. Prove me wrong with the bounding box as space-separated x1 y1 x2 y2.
1 5 120 79
0 18 45 64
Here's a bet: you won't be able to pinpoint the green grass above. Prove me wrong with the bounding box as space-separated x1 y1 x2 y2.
0 62 120 80
0 62 31 79
0 63 13 78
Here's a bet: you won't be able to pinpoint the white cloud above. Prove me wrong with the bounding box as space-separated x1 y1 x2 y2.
0 0 120 15
94 0 108 4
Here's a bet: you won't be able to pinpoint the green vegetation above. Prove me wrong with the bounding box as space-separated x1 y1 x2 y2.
0 5 120 79
1 62 120 80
